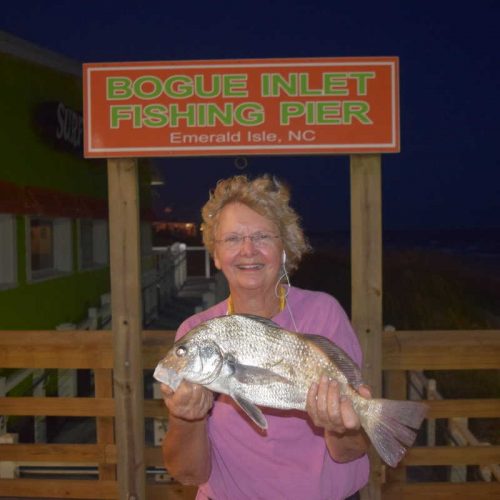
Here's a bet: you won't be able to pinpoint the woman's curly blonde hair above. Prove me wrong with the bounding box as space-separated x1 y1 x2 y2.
201 174 311 273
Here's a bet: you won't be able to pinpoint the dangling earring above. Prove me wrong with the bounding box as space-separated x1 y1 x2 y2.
275 249 298 331
275 249 291 302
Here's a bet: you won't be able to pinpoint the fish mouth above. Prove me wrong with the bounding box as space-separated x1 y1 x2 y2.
153 364 183 390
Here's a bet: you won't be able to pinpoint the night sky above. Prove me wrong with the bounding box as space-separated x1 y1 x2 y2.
2 1 499 232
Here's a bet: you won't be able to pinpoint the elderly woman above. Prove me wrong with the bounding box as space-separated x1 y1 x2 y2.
161 175 370 500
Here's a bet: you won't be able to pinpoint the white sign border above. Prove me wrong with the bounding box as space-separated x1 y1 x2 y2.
85 60 399 156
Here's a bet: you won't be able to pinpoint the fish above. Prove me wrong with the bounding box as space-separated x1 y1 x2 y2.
153 313 428 467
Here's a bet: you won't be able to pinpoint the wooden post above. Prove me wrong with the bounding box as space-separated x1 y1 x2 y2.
108 158 146 500
350 154 383 500
384 369 407 482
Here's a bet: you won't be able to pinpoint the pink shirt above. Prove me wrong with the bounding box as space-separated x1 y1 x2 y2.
175 286 369 500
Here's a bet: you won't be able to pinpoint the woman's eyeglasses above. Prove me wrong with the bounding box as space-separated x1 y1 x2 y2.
215 232 280 249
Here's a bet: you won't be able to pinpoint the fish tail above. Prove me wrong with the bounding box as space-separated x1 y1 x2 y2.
360 398 428 467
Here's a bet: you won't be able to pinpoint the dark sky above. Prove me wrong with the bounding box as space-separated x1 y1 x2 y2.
3 1 499 231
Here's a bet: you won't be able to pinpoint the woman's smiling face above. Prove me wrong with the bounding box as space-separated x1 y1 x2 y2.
213 202 283 295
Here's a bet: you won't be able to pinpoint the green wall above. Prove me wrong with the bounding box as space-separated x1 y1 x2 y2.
0 52 107 196
1 265 109 330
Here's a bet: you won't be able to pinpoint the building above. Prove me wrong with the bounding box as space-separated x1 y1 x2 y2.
0 31 154 331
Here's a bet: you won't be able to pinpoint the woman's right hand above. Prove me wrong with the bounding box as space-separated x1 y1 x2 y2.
160 381 214 421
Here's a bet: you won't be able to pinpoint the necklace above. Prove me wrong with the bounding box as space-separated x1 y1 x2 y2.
227 285 286 316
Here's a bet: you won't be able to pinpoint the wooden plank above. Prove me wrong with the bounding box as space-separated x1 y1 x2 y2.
0 329 174 370
147 483 197 500
0 443 117 463
0 396 173 419
0 330 104 343
402 445 500 465
3 396 496 420
425 398 500 418
383 330 500 370
382 481 500 499
0 397 114 416
2 329 498 371
0 478 118 499
107 158 146 500
0 331 113 368
143 330 176 345
350 154 383 500
95 369 116 480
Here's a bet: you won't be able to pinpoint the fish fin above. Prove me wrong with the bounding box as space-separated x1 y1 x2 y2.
361 398 428 467
305 334 365 389
232 392 268 429
224 353 291 385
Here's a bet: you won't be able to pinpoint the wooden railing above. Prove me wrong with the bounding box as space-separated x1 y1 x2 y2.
0 329 499 499
383 329 500 499
409 370 500 482
0 330 180 499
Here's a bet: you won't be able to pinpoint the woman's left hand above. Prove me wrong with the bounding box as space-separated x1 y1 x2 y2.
306 375 371 434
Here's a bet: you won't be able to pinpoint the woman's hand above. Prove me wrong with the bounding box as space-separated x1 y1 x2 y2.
161 380 214 421
306 375 371 434
307 376 371 462
161 381 213 484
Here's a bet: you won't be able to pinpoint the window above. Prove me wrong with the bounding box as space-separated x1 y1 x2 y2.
28 217 72 280
79 219 108 269
80 219 93 269
30 218 54 272
0 214 17 288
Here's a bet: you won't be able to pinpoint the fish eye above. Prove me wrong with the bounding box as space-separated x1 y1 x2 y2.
175 346 187 357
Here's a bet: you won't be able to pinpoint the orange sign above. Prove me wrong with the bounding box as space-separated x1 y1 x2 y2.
83 57 399 158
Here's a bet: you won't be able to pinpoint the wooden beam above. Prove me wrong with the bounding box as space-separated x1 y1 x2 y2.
0 443 117 463
0 330 113 368
147 483 198 500
383 330 500 369
0 397 114 416
0 329 175 369
17 395 497 420
424 398 500 418
4 395 497 419
382 481 500 499
0 479 118 499
1 329 497 370
350 154 383 500
350 154 383 392
402 445 500 466
107 158 146 499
